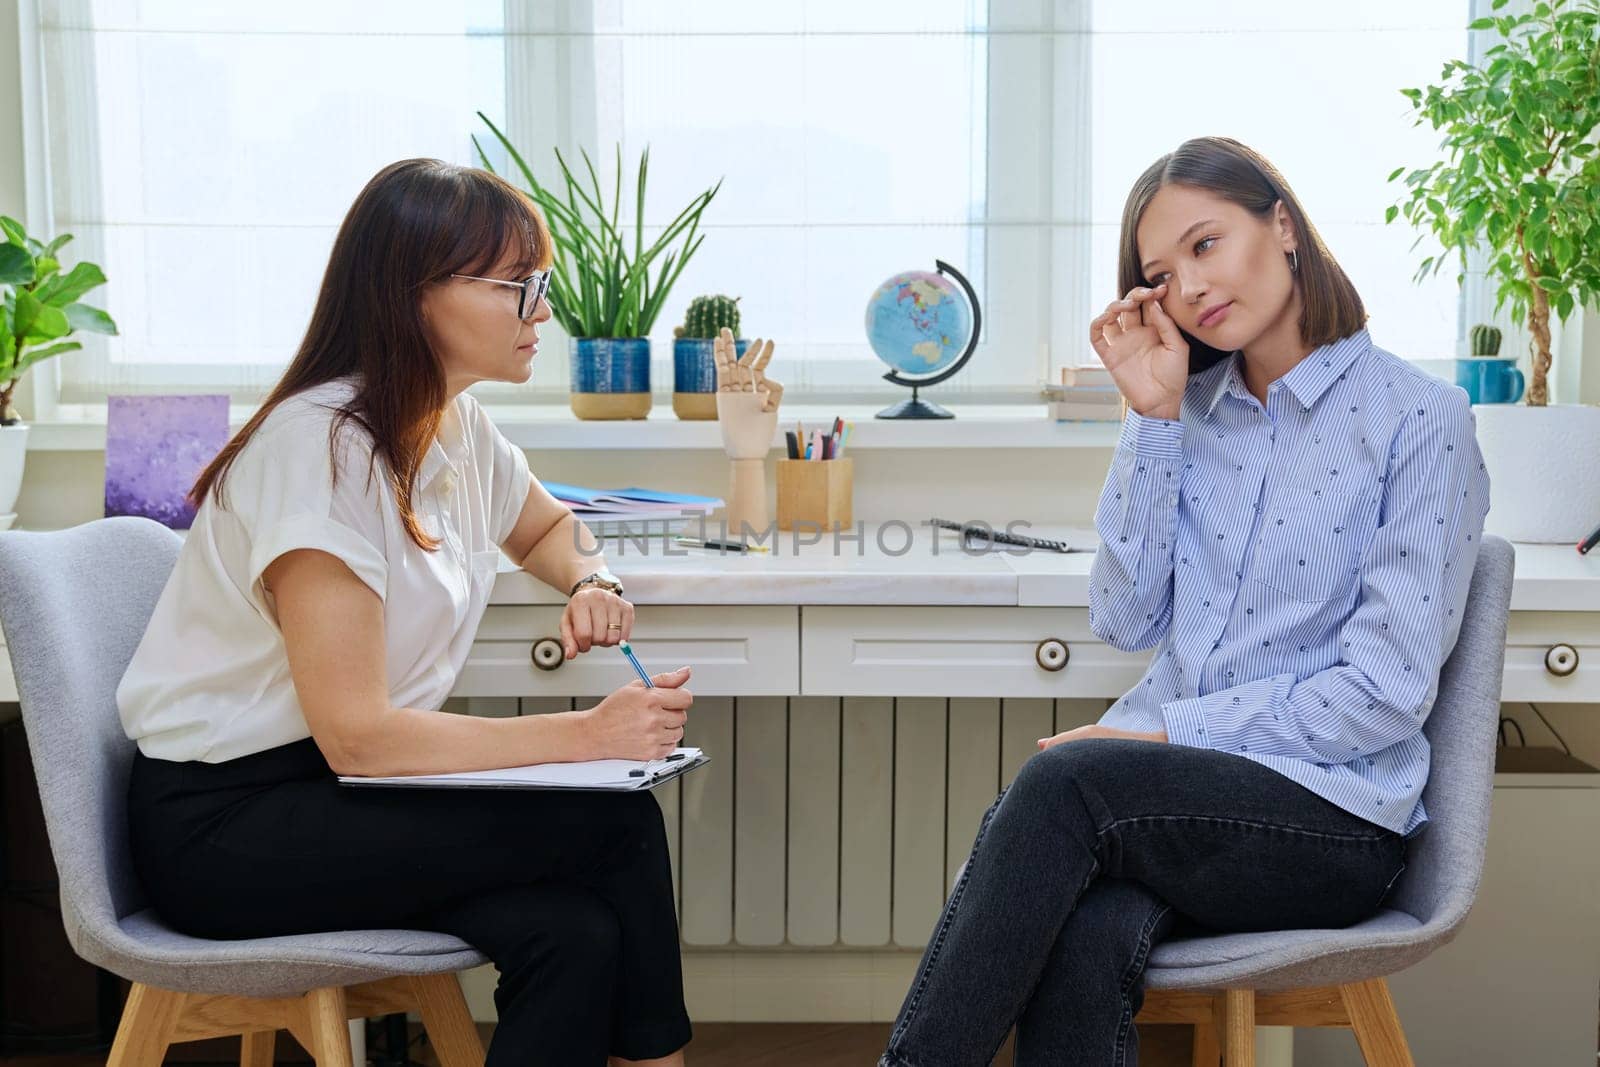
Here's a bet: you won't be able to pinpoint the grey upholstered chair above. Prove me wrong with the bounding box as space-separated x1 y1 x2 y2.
0 517 489 1067
1135 534 1516 1066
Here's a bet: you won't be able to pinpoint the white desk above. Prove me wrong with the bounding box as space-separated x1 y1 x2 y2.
466 528 1600 704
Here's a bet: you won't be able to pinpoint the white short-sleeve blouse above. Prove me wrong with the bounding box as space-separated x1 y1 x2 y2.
117 378 532 763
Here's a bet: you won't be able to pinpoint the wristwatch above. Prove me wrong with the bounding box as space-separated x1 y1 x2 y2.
569 568 625 598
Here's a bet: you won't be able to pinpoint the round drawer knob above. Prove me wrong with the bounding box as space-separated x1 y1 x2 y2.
1036 638 1069 672
1545 643 1580 677
530 638 565 672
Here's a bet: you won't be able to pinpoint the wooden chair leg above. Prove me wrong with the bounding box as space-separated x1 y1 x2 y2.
240 1028 277 1067
1217 989 1255 1067
1341 978 1415 1067
1191 1019 1222 1067
411 973 487 1067
106 982 186 1067
300 986 354 1067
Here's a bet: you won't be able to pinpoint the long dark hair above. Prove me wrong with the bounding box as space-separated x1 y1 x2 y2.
191 159 553 551
1118 136 1367 376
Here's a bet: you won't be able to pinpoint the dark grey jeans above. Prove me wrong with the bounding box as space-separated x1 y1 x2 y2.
881 739 1408 1067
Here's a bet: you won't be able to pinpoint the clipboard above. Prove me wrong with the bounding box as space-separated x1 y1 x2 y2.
336 748 709 792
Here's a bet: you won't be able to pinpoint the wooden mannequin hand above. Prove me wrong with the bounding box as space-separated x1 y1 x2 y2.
715 328 782 460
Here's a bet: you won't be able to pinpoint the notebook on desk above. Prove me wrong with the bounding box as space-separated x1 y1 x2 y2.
543 483 723 515
336 748 708 792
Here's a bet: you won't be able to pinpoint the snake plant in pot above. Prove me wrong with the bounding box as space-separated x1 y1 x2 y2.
475 113 721 420
0 217 118 520
1388 0 1600 542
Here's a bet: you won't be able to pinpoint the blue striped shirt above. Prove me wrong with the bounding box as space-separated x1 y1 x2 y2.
1090 329 1491 834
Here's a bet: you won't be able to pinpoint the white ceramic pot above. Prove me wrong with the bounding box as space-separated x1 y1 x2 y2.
1472 402 1600 544
0 424 26 520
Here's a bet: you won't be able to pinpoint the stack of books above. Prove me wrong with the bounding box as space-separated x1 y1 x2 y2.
1042 365 1128 422
543 482 724 536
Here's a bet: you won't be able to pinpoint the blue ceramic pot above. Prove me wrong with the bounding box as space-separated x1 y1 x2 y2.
672 337 747 420
571 337 651 419
1454 356 1524 405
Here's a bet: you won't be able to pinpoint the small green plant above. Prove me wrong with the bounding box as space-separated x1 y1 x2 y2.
474 113 720 340
0 216 117 424
1469 323 1503 356
675 294 741 340
1387 0 1600 405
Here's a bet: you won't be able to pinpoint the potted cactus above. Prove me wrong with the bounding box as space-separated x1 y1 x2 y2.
1468 323 1502 357
1388 0 1600 542
672 294 746 420
1454 322 1526 406
0 217 117 521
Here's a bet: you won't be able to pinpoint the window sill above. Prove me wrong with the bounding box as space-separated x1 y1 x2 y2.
24 402 1124 452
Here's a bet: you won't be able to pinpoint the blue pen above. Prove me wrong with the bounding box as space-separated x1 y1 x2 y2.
619 641 654 688
621 641 681 779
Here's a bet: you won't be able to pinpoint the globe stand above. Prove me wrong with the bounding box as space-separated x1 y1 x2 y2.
872 259 982 421
876 385 953 419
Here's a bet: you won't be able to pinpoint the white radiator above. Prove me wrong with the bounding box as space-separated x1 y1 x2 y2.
461 694 1115 950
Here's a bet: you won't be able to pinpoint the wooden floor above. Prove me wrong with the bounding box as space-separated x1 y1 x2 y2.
0 1021 1197 1065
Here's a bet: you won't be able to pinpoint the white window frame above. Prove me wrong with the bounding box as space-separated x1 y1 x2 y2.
14 1 1490 417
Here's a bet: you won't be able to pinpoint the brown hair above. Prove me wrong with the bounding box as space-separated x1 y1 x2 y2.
1118 136 1366 376
191 159 553 550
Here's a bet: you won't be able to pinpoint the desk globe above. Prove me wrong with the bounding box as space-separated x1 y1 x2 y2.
863 260 982 419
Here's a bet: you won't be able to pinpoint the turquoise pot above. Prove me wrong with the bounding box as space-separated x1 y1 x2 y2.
1454 356 1524 405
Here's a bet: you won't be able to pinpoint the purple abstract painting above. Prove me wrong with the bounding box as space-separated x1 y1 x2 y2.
104 395 230 529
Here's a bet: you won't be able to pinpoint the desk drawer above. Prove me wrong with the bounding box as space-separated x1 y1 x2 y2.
1502 611 1600 703
457 605 798 698
800 606 1146 698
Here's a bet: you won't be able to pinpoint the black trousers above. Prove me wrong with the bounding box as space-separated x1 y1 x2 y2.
127 738 691 1066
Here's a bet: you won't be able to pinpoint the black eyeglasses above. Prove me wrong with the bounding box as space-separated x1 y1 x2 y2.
449 269 552 320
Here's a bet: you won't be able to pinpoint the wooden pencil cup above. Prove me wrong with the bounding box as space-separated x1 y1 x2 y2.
776 458 853 531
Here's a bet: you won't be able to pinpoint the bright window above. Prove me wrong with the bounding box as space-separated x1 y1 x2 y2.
35 1 1468 406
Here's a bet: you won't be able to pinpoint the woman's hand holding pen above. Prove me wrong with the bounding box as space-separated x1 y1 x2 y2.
1089 283 1189 421
585 667 694 760
561 587 635 660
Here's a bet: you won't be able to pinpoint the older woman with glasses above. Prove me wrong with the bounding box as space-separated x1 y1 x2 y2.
118 159 694 1067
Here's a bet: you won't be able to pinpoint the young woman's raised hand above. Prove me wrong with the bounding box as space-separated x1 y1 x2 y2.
1089 283 1189 421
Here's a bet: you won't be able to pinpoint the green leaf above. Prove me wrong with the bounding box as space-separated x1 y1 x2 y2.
0 243 32 285
15 290 69 342
1555 233 1575 268
1493 136 1524 166
1385 204 1399 224
34 261 107 307
42 233 73 258
1386 166 1405 182
0 217 25 248
1535 275 1564 291
63 302 117 335
1469 16 1495 29
14 340 80 377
